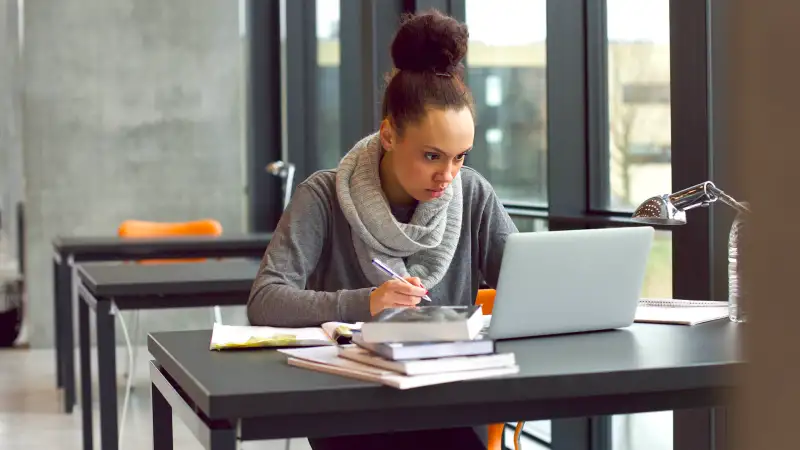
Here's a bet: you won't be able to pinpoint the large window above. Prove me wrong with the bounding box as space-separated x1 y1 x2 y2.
465 0 547 206
316 0 340 170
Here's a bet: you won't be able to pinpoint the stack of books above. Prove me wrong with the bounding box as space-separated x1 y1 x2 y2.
279 305 519 389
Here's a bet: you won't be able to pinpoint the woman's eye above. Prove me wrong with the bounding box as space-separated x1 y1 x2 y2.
424 152 439 161
456 153 467 161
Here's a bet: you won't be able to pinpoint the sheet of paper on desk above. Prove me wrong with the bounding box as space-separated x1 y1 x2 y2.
634 305 729 325
210 323 333 350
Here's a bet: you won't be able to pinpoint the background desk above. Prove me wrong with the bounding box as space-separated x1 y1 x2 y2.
75 259 262 450
148 321 743 450
51 232 271 413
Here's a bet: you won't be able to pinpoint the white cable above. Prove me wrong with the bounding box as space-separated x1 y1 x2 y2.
129 312 140 390
213 305 222 324
122 311 139 380
114 303 135 450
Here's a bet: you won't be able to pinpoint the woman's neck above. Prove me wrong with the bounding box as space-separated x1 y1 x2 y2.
379 151 417 206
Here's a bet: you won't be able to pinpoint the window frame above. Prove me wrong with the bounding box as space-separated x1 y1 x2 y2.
245 0 284 232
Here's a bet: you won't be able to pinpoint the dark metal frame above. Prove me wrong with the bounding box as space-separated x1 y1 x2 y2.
708 0 738 303
246 0 284 233
545 0 589 232
586 0 611 211
339 0 415 154
284 0 319 187
670 0 712 302
75 280 252 450
50 235 271 414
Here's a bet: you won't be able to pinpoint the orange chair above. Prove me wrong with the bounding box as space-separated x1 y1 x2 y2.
117 219 223 264
475 288 497 315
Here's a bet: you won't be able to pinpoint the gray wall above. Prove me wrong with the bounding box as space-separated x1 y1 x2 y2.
22 0 249 347
0 0 23 267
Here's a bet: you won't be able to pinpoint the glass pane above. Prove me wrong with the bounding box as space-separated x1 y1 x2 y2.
510 216 548 233
607 0 671 211
316 0 340 170
466 0 547 206
641 230 672 298
612 412 673 450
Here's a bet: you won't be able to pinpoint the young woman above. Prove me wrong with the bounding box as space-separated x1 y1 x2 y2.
248 9 518 450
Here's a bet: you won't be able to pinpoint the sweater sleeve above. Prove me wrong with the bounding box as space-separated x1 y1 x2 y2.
247 183 373 327
476 181 519 288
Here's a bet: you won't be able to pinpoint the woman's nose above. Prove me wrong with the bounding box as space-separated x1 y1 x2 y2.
437 163 455 182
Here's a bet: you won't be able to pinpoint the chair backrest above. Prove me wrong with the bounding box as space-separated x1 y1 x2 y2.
117 219 223 264
475 288 496 315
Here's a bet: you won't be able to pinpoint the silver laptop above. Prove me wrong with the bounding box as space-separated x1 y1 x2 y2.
487 226 654 340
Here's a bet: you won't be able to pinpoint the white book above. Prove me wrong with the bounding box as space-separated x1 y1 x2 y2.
209 321 361 350
359 305 484 343
280 346 519 390
635 298 728 325
337 345 515 376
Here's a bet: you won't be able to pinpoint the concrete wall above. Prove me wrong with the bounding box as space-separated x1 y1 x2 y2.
22 0 248 347
0 0 23 268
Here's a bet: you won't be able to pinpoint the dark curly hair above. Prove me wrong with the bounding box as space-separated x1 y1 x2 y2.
381 9 475 136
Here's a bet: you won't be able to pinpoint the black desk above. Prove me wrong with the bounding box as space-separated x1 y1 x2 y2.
147 322 743 450
75 259 262 450
51 233 271 413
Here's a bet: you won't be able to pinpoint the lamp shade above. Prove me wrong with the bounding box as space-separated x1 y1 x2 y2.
631 194 687 225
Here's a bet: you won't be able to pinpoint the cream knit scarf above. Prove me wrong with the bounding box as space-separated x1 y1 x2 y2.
336 132 463 289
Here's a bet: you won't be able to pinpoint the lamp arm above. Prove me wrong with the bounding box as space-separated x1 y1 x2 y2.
668 181 750 215
704 183 751 215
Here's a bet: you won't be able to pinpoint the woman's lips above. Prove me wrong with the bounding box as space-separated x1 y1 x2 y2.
427 187 446 198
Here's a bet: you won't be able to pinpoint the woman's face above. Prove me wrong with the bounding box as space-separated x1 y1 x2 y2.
380 107 475 203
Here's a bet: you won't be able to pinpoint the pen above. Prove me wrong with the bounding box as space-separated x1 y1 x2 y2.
371 258 432 302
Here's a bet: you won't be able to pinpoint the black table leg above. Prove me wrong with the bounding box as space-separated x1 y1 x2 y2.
78 293 93 450
150 362 238 450
96 300 119 450
53 257 63 390
551 417 611 450
210 428 238 450
674 408 727 450
60 255 76 413
152 381 173 450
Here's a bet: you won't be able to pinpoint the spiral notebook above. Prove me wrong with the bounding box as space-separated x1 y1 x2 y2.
635 298 728 325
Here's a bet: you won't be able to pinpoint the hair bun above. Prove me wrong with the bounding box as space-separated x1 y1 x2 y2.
391 10 469 74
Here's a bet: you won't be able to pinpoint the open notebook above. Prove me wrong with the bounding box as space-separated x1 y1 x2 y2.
209 322 361 350
635 299 729 325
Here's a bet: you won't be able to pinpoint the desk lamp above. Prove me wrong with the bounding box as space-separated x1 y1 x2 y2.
631 181 751 322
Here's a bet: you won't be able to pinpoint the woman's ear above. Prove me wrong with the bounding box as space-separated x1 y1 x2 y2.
379 119 394 151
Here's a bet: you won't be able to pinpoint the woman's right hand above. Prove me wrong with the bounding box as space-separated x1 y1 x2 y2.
369 277 428 316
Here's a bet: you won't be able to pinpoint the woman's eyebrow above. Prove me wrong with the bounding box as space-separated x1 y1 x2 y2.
423 145 473 156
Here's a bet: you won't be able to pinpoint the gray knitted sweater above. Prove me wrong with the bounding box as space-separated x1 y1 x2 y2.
247 166 518 327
